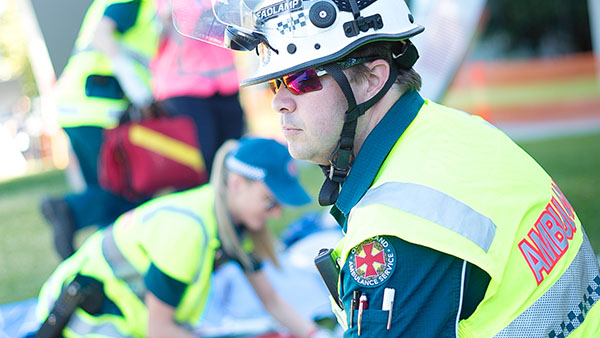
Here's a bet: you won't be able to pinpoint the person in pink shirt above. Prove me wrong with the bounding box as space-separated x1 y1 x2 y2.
151 0 246 173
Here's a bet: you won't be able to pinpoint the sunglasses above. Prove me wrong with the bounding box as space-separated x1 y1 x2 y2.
268 56 379 96
268 68 326 95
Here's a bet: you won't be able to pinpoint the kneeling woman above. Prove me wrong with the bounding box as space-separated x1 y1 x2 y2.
36 138 319 338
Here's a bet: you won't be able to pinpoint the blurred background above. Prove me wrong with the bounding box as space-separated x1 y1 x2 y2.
0 0 599 309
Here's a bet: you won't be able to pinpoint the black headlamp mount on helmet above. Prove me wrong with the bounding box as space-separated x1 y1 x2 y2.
225 26 278 54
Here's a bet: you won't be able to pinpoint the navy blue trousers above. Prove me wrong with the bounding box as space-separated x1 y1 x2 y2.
161 93 246 174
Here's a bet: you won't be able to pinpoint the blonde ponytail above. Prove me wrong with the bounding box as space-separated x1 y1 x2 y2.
211 139 280 271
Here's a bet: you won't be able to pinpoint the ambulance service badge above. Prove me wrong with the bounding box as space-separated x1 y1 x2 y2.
347 236 396 287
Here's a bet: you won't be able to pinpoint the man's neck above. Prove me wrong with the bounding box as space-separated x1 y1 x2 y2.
354 88 404 154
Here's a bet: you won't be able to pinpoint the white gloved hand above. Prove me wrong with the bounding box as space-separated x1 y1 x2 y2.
112 54 153 108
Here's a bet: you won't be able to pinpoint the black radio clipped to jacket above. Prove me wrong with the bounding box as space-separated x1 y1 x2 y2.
36 274 103 338
314 248 343 308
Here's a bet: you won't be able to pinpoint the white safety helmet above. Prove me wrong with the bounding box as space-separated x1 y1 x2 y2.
172 0 423 85
172 0 424 206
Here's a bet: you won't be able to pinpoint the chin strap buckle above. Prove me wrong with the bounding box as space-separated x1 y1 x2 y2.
318 138 355 206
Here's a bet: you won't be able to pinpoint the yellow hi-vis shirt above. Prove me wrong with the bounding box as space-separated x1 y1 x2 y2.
37 185 220 337
54 0 159 129
332 94 600 337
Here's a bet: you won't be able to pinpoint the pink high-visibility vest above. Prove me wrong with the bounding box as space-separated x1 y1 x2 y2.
151 0 240 100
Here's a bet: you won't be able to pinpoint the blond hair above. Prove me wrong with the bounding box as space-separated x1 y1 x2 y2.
211 139 280 271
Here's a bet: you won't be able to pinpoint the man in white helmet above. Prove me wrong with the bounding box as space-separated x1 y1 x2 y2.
172 0 600 336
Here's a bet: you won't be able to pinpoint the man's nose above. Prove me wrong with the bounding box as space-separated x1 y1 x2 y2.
272 87 296 114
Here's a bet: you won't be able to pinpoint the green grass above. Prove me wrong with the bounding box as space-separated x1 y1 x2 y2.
0 170 98 304
1 132 599 304
0 170 68 304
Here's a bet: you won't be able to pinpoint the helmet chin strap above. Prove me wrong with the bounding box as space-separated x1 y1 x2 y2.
318 62 398 206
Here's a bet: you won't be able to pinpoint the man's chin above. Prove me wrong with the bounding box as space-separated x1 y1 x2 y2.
289 147 328 165
287 144 310 162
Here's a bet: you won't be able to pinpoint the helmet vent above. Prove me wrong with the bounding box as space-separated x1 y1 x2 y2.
332 0 377 12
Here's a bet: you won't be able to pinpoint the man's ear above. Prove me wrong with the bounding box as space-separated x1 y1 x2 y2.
364 59 391 99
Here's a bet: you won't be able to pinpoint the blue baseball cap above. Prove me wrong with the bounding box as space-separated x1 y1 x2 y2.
225 138 311 207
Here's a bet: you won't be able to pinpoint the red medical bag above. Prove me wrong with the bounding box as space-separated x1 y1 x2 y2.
98 116 208 201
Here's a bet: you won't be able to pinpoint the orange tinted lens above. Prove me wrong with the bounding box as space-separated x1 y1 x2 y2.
268 79 280 94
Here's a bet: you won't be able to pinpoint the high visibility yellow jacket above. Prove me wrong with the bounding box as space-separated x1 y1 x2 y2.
37 185 220 337
332 92 600 337
54 0 158 129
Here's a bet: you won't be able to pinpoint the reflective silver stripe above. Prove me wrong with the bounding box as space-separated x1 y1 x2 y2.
354 182 497 252
102 226 146 302
67 311 133 338
495 233 600 337
141 206 209 283
101 205 209 303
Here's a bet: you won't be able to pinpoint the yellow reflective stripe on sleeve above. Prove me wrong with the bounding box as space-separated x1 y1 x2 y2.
128 124 205 172
74 45 151 68
141 205 209 283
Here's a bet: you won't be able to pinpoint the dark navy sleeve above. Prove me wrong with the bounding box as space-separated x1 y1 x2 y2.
103 0 141 34
340 235 480 337
145 263 187 307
